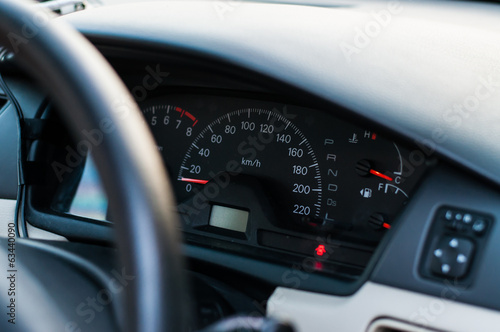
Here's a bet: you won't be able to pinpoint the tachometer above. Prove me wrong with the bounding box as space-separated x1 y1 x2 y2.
141 104 199 147
141 103 201 179
177 108 323 226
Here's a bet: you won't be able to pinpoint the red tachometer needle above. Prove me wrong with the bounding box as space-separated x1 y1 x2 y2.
369 169 393 182
180 177 209 185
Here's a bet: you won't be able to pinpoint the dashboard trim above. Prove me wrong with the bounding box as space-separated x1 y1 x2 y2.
267 281 500 332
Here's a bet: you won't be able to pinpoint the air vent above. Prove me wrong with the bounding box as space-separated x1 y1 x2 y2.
367 319 438 332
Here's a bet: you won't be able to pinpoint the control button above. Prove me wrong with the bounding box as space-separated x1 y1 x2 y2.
472 219 487 235
457 254 467 264
449 238 458 248
430 236 474 279
440 207 491 237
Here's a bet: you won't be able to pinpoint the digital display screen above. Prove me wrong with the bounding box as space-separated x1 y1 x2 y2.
209 205 249 232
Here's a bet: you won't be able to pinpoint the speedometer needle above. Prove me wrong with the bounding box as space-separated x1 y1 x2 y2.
180 177 209 185
369 169 393 182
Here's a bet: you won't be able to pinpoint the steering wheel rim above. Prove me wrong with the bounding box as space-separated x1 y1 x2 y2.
0 1 190 331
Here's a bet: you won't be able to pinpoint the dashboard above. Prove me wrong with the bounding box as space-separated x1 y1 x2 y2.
139 94 427 276
3 1 500 331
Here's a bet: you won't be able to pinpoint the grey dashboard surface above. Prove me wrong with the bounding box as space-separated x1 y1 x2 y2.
62 0 500 188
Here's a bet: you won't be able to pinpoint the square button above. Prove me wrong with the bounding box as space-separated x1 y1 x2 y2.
430 236 474 279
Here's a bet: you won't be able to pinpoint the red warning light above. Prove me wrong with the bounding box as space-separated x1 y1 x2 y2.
315 245 326 256
382 223 391 229
371 133 377 140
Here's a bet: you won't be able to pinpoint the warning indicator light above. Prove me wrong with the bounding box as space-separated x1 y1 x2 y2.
315 245 326 256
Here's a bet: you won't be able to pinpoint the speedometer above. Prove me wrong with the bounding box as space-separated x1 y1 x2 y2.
178 108 323 226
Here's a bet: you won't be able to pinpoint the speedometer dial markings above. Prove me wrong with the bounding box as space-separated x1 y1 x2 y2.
178 108 323 223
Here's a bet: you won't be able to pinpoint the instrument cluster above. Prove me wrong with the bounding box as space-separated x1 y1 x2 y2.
140 94 427 275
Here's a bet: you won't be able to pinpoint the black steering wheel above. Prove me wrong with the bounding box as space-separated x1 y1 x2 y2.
0 1 190 331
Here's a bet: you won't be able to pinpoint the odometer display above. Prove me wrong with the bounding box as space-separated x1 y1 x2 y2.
178 108 323 226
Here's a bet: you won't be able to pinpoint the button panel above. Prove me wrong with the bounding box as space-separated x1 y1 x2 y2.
443 208 490 236
430 236 474 278
421 207 493 284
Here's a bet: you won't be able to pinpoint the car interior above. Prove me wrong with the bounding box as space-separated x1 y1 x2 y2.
1 0 500 331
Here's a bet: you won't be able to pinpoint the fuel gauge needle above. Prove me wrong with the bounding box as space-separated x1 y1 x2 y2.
180 177 209 185
369 169 393 182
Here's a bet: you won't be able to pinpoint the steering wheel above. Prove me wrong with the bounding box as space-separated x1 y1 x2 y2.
0 1 190 331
